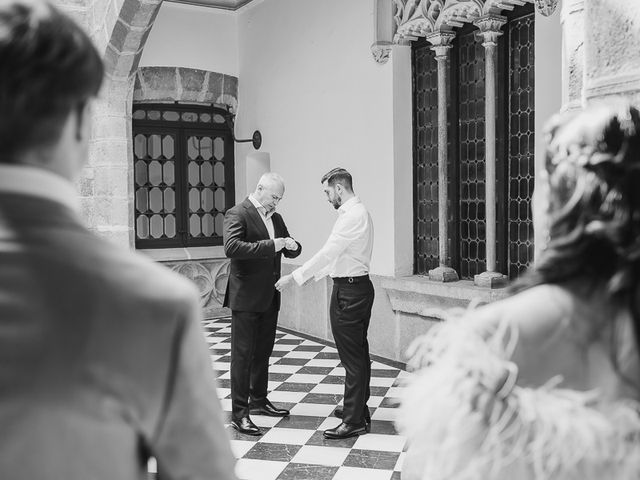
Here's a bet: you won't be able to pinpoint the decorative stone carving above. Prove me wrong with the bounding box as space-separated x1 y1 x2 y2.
534 0 558 16
474 13 507 45
371 0 396 64
371 42 393 64
393 0 536 43
167 260 231 318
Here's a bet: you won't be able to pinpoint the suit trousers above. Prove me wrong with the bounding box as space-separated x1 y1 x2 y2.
230 295 279 419
330 277 375 425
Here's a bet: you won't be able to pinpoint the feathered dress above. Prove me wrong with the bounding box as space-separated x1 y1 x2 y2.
396 316 640 480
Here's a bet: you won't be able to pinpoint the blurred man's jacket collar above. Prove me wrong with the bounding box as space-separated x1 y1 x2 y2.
0 164 80 213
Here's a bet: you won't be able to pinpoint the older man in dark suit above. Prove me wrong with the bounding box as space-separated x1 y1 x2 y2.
223 173 301 435
0 2 237 479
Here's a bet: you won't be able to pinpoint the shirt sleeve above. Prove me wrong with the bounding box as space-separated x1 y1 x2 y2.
291 210 364 285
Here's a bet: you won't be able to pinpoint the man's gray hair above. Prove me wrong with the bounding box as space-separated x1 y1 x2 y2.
257 172 285 190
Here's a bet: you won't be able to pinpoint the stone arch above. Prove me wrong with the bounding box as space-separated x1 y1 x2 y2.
104 0 163 81
82 0 164 247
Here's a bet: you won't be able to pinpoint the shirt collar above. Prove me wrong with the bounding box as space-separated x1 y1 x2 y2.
0 164 80 213
338 196 360 215
249 193 275 219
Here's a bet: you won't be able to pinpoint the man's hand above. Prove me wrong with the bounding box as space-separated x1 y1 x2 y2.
273 238 286 252
284 237 298 251
275 274 294 292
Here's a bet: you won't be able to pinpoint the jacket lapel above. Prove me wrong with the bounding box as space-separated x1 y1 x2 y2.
242 197 270 240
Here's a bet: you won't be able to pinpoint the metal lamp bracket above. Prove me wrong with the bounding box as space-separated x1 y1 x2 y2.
223 107 262 150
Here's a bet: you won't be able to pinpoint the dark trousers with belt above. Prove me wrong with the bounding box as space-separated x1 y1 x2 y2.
230 295 279 420
330 275 375 425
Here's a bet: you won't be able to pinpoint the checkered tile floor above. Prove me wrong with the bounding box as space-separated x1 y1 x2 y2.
205 317 408 480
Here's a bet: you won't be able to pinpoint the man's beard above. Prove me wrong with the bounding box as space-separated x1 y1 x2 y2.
332 194 342 210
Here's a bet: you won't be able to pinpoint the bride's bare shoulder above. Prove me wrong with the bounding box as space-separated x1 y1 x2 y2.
463 284 573 341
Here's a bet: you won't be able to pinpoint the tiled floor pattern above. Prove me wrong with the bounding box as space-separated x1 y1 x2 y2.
205 317 408 480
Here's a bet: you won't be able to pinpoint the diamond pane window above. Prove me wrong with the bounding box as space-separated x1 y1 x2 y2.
506 12 535 278
412 41 440 275
132 104 235 248
411 5 534 280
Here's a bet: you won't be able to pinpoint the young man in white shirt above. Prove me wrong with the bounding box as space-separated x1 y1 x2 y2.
276 168 374 439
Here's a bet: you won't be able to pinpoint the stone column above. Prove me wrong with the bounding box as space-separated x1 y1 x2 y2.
426 31 458 282
561 0 586 110
473 15 508 288
83 76 136 248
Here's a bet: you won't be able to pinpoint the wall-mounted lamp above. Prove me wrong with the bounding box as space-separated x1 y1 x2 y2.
222 106 262 150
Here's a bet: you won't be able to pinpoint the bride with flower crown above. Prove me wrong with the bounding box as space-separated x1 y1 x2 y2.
397 103 640 480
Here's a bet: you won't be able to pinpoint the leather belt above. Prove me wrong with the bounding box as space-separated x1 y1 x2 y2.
332 275 369 285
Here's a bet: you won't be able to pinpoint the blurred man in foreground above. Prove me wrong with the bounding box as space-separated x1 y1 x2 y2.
0 2 237 479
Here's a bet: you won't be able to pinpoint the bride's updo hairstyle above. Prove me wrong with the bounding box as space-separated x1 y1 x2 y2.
514 102 640 357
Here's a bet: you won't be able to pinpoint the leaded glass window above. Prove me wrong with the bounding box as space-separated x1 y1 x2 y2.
132 104 235 248
412 4 534 280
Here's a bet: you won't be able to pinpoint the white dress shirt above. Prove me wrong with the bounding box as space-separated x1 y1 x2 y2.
0 164 80 213
248 193 275 239
292 196 373 285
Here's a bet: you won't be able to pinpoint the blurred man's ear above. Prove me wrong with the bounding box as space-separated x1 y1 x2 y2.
74 101 92 142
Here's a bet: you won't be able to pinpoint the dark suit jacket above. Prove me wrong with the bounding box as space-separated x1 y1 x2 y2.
0 193 237 480
223 197 301 312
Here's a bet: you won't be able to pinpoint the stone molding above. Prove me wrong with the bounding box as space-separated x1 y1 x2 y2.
393 0 535 43
133 66 239 109
382 276 509 320
584 71 640 100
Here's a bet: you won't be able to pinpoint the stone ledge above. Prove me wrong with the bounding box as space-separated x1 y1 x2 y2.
382 275 509 320
138 246 226 261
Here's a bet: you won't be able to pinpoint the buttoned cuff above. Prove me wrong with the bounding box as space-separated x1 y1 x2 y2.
292 268 305 286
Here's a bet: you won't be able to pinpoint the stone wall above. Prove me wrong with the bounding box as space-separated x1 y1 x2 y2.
133 67 238 106
584 0 640 104
53 0 164 248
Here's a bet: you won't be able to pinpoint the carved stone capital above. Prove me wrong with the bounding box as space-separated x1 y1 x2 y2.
473 14 506 47
426 31 455 59
534 0 559 17
371 41 393 64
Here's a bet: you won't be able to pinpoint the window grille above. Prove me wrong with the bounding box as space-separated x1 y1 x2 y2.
132 104 235 249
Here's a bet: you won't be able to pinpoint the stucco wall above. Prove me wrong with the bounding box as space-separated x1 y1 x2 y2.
139 2 239 76
236 0 405 278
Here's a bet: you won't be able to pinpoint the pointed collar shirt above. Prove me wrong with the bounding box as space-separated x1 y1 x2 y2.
248 193 275 239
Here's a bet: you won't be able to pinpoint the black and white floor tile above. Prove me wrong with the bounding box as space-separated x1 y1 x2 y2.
204 317 408 480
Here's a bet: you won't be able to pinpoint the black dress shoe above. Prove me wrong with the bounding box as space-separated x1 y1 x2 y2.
230 416 262 436
249 399 290 417
323 422 367 439
334 406 371 432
